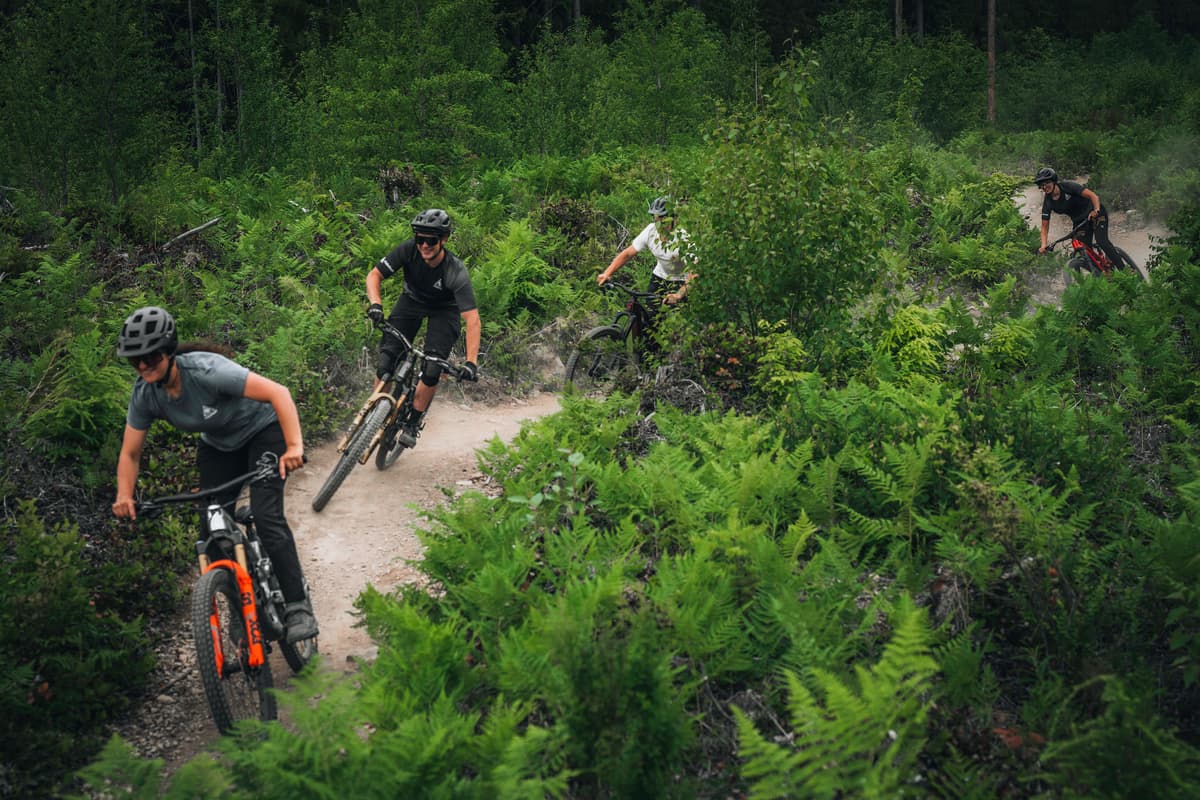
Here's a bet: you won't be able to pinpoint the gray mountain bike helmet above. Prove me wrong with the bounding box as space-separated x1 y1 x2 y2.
648 196 672 218
1035 167 1059 186
411 208 453 236
117 306 178 358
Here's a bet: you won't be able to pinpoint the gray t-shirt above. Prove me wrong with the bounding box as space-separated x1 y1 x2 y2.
126 351 276 452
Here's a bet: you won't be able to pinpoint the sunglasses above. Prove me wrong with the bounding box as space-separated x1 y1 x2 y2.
128 351 166 369
415 234 441 247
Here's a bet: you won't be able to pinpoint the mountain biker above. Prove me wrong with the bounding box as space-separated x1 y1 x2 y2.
1035 167 1127 270
111 306 318 643
597 195 698 308
366 208 481 447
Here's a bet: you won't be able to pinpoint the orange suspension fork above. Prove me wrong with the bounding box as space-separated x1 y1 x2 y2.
202 560 266 669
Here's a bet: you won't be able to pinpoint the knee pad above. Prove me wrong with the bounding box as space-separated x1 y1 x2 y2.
421 363 444 387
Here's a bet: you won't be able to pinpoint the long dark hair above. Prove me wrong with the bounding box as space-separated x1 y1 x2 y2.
176 340 236 358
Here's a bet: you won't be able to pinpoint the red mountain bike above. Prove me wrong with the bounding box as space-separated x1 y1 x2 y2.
1045 219 1148 283
136 452 317 733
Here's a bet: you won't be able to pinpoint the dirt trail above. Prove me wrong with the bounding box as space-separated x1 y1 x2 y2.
108 389 562 771
289 390 561 669
1013 181 1169 306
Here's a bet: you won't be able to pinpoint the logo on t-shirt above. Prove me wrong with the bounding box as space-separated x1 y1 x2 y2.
202 405 218 420
433 278 443 291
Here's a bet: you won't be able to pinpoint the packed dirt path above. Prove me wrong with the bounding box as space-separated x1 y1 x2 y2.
106 389 562 774
289 390 561 670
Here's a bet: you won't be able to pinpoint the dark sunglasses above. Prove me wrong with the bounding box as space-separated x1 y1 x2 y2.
415 234 441 247
127 351 166 369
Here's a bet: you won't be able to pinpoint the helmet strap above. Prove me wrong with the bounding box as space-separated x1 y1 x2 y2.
154 355 176 388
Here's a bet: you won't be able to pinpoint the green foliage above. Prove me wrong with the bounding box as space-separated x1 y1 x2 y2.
0 502 153 798
736 597 938 799
691 57 887 335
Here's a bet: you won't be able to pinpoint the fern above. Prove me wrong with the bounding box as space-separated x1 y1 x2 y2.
737 597 938 799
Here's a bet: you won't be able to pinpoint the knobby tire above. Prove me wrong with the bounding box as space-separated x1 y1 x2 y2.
1115 246 1149 283
375 394 413 471
564 326 635 397
311 399 393 511
191 568 276 734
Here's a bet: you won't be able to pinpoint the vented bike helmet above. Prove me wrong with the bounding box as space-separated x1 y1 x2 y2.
411 208 453 237
117 306 178 358
648 196 672 218
1035 167 1059 186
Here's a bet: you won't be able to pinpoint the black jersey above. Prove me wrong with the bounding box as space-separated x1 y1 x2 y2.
1041 180 1099 224
377 240 478 312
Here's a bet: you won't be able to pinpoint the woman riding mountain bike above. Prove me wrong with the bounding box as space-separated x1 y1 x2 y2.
1035 167 1131 272
598 195 697 314
112 306 318 644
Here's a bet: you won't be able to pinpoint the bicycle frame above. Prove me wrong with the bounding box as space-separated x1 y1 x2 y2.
1047 220 1115 276
335 319 458 463
602 279 659 344
139 455 280 669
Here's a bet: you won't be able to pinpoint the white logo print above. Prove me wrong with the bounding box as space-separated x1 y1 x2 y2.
202 405 218 420
433 278 443 290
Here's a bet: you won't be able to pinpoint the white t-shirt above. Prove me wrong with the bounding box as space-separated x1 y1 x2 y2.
631 222 694 281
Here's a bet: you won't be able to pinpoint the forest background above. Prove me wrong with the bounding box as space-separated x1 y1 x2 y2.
3 0 1200 797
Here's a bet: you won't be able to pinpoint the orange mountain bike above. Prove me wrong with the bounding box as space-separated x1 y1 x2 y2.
136 452 317 733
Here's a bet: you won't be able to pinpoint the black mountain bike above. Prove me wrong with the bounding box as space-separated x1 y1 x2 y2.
311 319 466 511
136 452 317 734
564 279 662 396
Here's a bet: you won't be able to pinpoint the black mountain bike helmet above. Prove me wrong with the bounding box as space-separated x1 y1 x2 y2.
648 196 672 218
1035 167 1059 186
117 306 178 358
411 208 453 237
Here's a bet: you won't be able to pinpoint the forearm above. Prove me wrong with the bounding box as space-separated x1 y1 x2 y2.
463 311 481 363
366 268 384 306
116 451 140 501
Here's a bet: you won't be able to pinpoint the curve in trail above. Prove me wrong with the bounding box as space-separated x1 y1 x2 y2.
1012 182 1170 306
286 390 562 671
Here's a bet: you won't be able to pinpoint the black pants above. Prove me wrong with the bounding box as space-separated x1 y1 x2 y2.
377 295 461 385
1075 209 1125 270
197 421 306 602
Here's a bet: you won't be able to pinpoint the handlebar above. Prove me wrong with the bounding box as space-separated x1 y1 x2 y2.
599 278 661 301
135 453 281 517
1044 218 1093 253
374 319 467 380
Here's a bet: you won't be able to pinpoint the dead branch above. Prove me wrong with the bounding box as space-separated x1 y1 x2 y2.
161 217 221 251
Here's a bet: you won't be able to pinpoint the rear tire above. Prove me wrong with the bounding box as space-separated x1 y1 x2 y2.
564 326 635 396
311 399 393 511
191 568 275 734
1113 246 1149 283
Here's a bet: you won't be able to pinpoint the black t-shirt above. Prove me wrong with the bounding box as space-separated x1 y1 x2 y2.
1041 180 1099 224
377 240 478 312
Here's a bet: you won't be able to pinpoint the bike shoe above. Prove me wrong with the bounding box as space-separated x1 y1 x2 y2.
398 421 420 448
285 606 319 643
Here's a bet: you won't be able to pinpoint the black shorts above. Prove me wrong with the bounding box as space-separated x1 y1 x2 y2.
378 295 462 381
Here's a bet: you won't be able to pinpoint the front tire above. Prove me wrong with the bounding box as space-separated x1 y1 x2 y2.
191 568 276 734
375 397 412 470
564 326 635 396
311 398 393 511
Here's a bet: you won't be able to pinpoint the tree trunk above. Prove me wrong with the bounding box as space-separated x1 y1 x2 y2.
895 0 904 40
188 0 201 153
987 0 996 123
916 0 924 46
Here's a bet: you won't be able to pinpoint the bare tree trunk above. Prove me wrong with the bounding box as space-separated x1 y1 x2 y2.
215 0 224 147
987 0 996 124
916 0 924 46
188 0 201 152
895 0 903 40
573 0 581 23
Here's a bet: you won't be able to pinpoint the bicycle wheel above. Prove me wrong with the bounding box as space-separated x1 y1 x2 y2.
375 395 413 471
1114 246 1149 283
191 568 276 734
311 398 393 511
565 326 636 396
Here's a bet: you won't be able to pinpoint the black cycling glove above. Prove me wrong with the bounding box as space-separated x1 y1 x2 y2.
460 361 479 382
367 303 384 324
